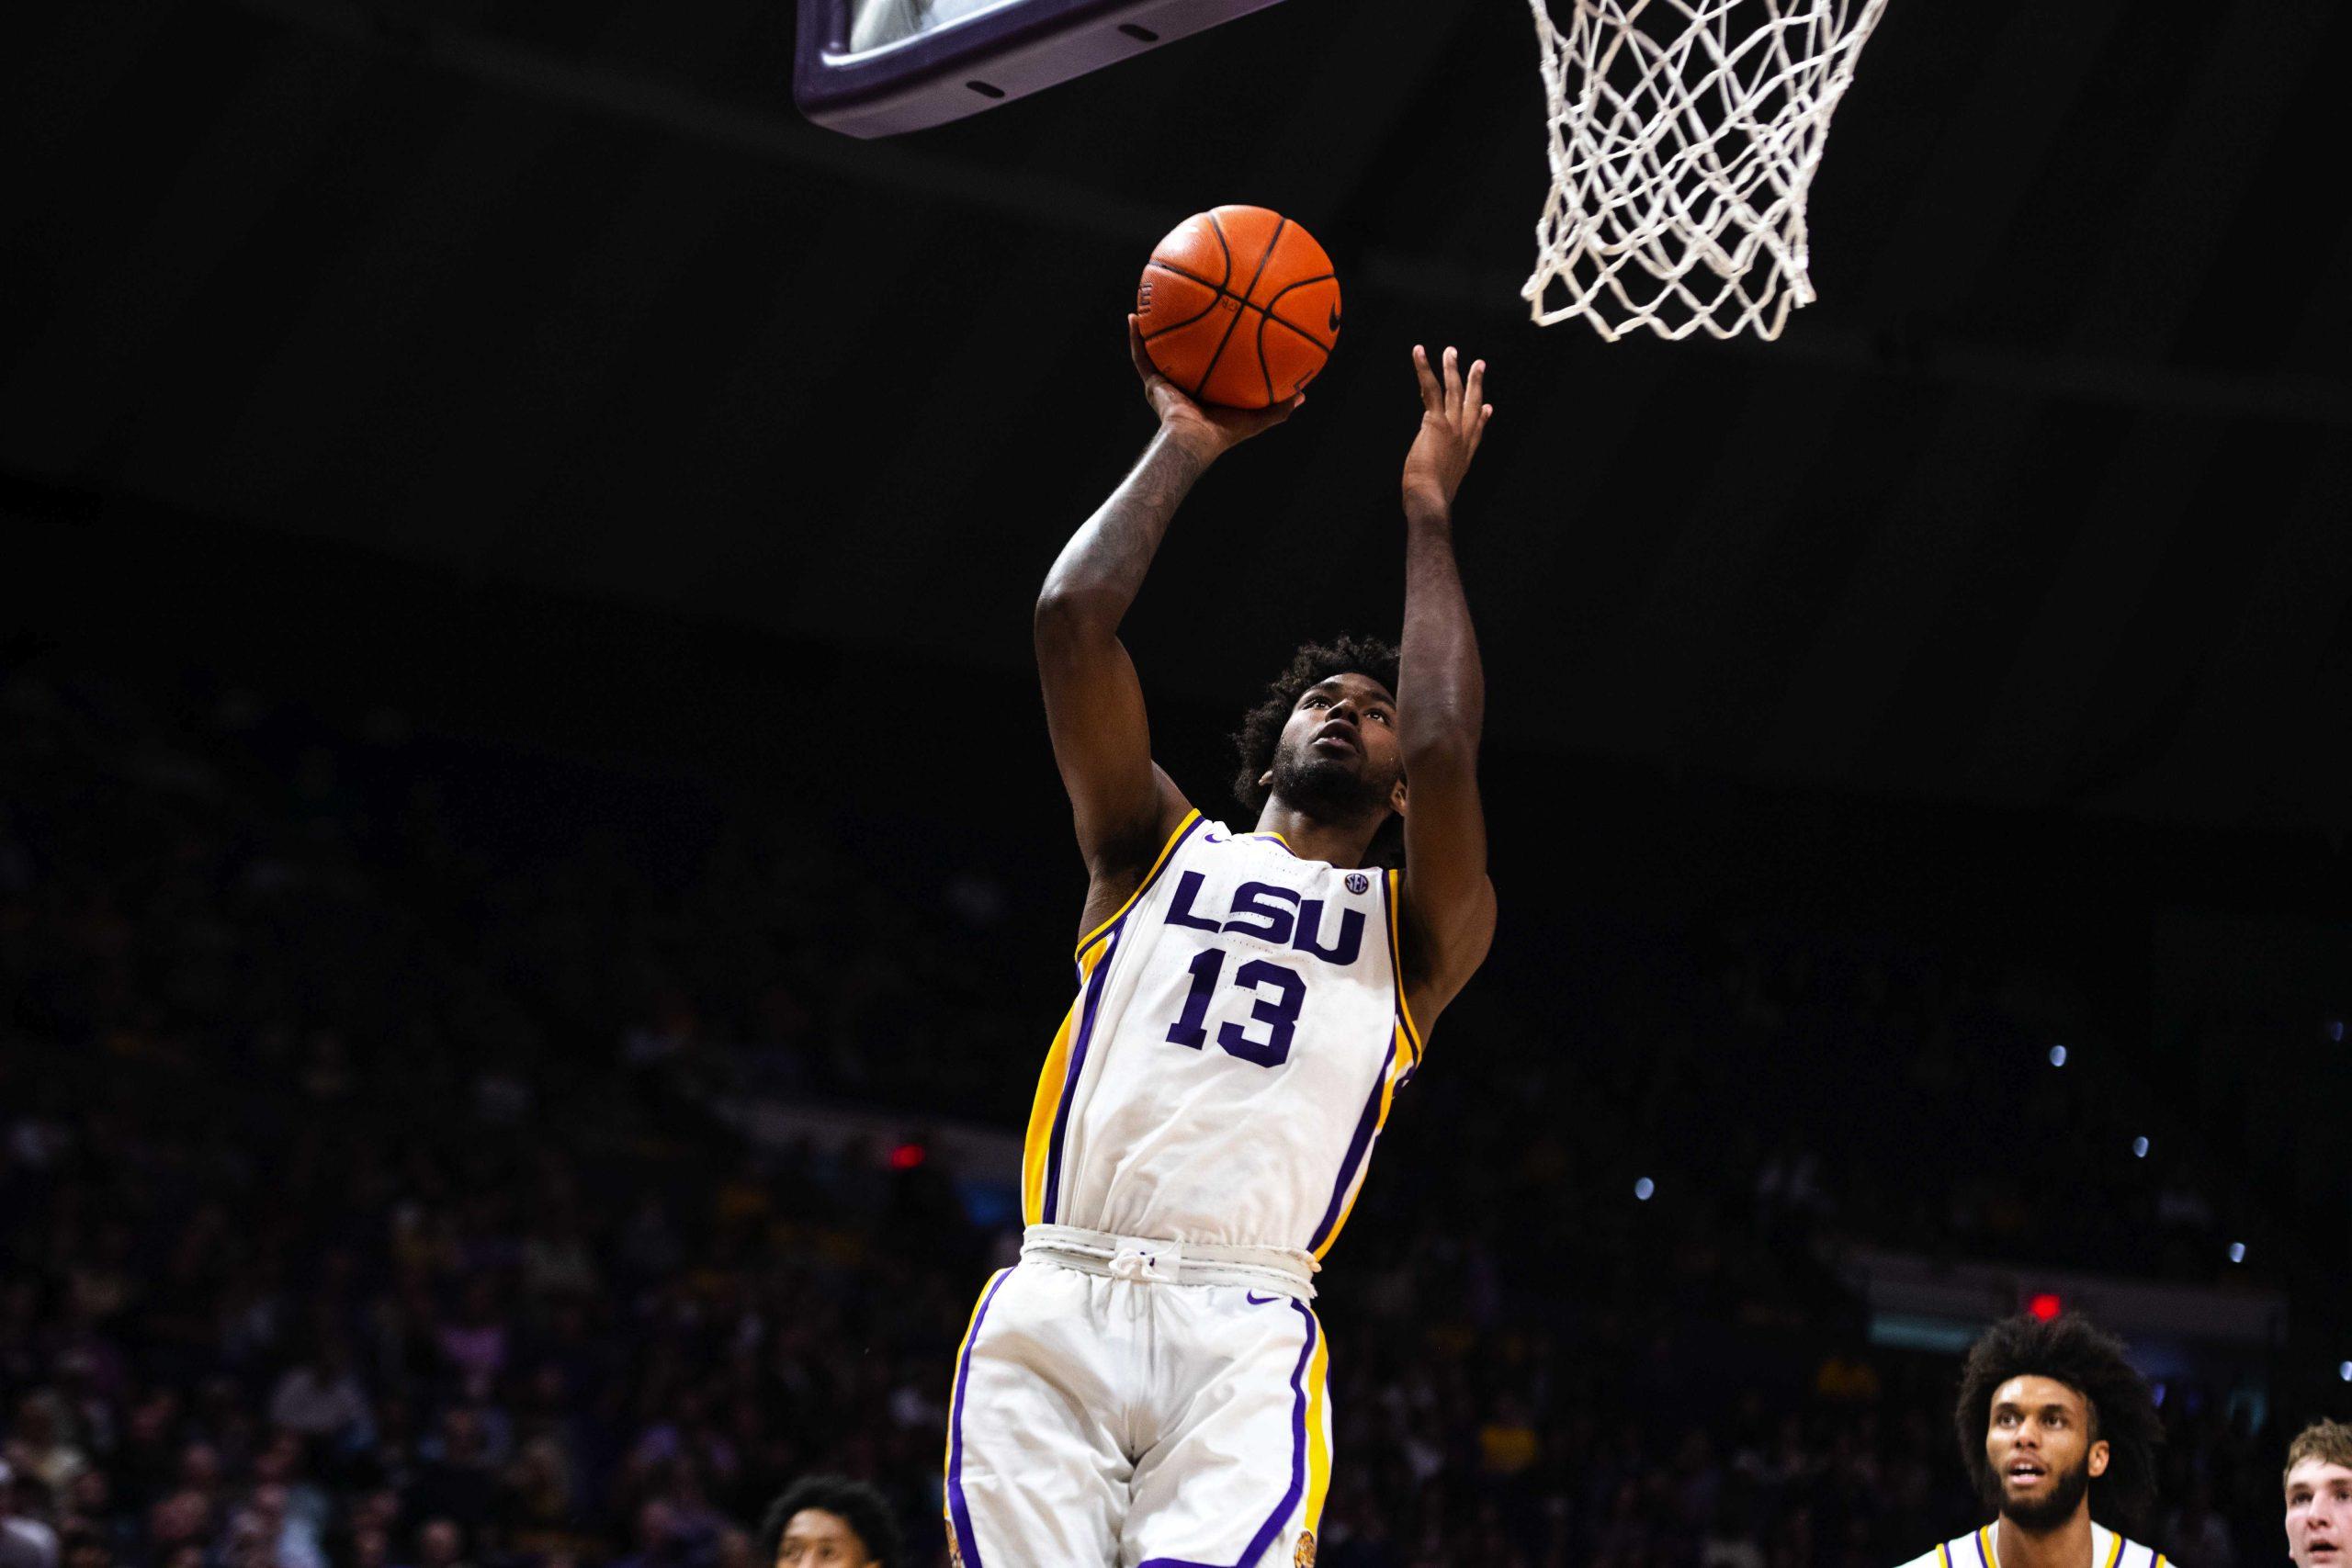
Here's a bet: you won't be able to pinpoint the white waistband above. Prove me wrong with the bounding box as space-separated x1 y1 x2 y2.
1020 1224 1319 1300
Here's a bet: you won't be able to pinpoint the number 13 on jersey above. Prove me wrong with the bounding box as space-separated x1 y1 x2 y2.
1164 949 1306 1068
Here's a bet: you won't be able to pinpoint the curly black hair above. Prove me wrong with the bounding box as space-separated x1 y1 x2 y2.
1230 634 1405 863
753 1476 901 1568
1953 1314 2162 1532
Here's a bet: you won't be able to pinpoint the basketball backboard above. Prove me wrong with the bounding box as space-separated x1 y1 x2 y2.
796 0 1290 138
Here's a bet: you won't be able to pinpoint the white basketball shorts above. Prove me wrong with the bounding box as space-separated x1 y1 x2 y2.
943 1259 1331 1566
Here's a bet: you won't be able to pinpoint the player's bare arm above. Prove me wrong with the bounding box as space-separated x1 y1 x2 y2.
1395 344 1498 1028
1034 318 1303 941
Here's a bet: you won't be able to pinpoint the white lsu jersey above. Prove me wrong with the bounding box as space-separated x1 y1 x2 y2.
1894 1523 2171 1568
1018 810 1423 1258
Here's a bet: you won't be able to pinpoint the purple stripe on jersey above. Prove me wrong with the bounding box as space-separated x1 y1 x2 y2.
1136 1302 1317 1568
1040 931 1118 1225
1306 872 1414 1254
944 1268 1013 1568
1042 816 1207 1224
1306 1041 1393 1254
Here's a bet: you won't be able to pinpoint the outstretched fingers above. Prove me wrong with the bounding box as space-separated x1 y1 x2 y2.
1415 341 1495 457
1417 345 1492 423
1399 342 1495 514
1412 344 1444 413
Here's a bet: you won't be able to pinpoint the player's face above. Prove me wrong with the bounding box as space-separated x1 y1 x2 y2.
1266 672 1405 819
775 1510 874 1568
2287 1460 2352 1568
1985 1376 2108 1529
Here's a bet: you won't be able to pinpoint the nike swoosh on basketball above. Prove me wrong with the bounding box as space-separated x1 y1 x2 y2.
1328 306 1341 333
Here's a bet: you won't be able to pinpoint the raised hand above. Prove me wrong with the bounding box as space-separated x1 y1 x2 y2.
1401 344 1492 520
1130 315 1302 460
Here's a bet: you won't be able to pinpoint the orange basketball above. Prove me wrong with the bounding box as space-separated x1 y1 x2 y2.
1136 205 1340 410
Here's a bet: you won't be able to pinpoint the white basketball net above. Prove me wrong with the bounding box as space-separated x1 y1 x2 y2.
1523 0 1892 342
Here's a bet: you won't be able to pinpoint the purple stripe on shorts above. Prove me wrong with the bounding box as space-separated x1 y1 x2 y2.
1136 1302 1317 1568
945 1268 1013 1568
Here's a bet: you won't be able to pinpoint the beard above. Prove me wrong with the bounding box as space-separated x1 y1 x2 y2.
1988 1456 2094 1532
1267 744 1396 824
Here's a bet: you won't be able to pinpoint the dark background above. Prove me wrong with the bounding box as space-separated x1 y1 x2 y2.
6 0 2352 1559
8 0 2350 1252
7 0 2350 836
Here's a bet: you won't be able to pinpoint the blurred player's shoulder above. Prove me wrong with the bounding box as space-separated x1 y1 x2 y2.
1896 1529 1986 1568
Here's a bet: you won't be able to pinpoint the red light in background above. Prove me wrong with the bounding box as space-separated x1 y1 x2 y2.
2027 1292 2064 1322
888 1142 927 1170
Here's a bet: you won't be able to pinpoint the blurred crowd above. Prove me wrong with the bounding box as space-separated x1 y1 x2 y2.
0 659 2290 1568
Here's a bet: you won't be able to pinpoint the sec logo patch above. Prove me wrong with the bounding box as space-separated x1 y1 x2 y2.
1344 872 1369 895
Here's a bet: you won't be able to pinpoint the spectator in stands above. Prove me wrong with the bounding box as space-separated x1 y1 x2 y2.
51 1530 105 1568
6 1397 85 1500
613 1500 691 1568
2165 1477 2233 1568
0 654 2322 1562
0 1462 58 1568
269 1339 374 1447
411 1410 497 1534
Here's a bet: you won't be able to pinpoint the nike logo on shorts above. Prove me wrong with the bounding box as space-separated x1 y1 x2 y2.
1245 1292 1280 1305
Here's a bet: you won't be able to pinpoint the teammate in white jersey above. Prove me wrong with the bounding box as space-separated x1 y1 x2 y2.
1894 1314 2168 1568
941 323 1496 1565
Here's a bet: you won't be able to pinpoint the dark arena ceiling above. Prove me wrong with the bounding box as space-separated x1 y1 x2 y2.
6 0 2350 844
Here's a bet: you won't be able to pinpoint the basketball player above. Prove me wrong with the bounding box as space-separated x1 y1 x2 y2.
941 323 1495 1565
754 1476 900 1568
1896 1314 2168 1568
2285 1419 2352 1568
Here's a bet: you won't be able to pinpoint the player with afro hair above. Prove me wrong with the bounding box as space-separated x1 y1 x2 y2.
1896 1314 2166 1568
1953 1313 2164 1530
